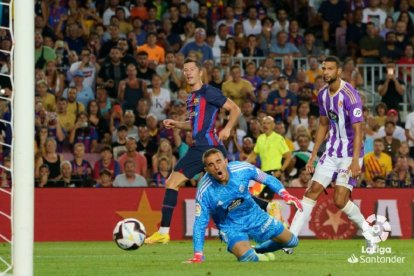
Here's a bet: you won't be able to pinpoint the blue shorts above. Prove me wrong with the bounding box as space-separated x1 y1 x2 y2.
219 210 285 252
174 145 227 178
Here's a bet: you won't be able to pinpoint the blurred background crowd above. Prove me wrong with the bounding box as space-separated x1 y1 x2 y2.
1 0 414 188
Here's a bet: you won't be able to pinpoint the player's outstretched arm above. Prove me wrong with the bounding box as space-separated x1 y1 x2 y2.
219 98 241 141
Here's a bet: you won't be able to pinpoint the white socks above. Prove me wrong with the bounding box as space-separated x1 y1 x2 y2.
289 197 317 236
159 227 170 234
341 200 370 232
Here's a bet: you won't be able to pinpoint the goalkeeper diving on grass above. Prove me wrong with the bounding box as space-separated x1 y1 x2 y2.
186 148 303 263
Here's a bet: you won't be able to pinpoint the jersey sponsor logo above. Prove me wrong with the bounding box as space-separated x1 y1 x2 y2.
327 110 339 123
353 108 362 118
227 198 244 212
195 203 201 217
309 198 357 239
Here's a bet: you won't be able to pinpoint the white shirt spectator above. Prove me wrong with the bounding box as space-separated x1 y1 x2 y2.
113 173 147 187
405 111 414 147
362 7 387 28
376 125 407 142
272 20 290 37
182 0 199 17
148 88 171 121
69 62 97 89
242 19 262 36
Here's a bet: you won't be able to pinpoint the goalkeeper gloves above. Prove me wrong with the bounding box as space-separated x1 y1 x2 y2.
185 252 204 263
280 191 303 212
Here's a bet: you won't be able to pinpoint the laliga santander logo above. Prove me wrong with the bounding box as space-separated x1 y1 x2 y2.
366 214 392 243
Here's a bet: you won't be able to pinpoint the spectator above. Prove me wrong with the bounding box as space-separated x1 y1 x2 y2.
98 46 127 99
94 169 114 188
362 0 387 29
318 0 348 48
112 110 138 142
169 4 186 35
222 65 256 108
136 124 159 170
56 97 76 133
305 56 323 84
274 121 294 151
385 156 414 188
242 6 262 36
150 156 171 187
35 31 56 70
288 20 304 47
44 60 65 97
71 143 93 185
246 118 262 142
35 137 63 180
152 138 177 174
113 160 147 187
156 51 183 94
380 16 395 38
116 37 137 66
213 23 230 53
257 16 274 57
69 111 99 153
93 145 121 181
87 100 110 143
379 31 403 64
382 121 401 161
272 7 289 36
194 4 213 34
63 70 95 107
180 27 213 63
118 64 148 111
136 50 156 84
405 109 414 158
392 0 414 24
116 7 133 35
266 75 298 124
373 102 388 128
363 138 392 187
137 32 165 65
237 136 257 165
53 161 84 187
148 74 171 121
242 34 264 60
359 22 384 63
111 124 128 158
103 0 130 26
118 136 148 177
290 167 312 188
216 6 238 35
397 44 414 82
130 17 147 47
36 79 56 112
35 164 51 188
62 22 86 55
346 8 367 60
270 31 300 57
290 101 311 138
298 32 322 58
281 55 298 82
340 57 364 88
181 20 197 46
96 86 112 119
66 86 85 118
377 62 405 112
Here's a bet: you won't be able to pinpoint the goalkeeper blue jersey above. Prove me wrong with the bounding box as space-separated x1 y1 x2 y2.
193 161 286 253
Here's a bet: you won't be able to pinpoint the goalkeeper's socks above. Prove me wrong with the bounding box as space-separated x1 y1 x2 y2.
160 188 178 228
238 249 259 262
341 200 367 231
289 196 316 236
252 196 268 211
255 234 299 253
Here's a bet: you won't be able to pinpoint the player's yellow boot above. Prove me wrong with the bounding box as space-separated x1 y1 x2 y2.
145 232 170 244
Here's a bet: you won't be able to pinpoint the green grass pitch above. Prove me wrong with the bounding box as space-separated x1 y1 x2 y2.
1 240 413 275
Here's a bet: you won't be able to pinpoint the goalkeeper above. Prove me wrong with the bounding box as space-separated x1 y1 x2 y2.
186 148 302 263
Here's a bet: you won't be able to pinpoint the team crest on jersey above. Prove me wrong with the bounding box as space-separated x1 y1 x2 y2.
353 108 362 118
239 185 245 193
189 111 198 117
327 110 339 123
195 203 201 216
338 100 343 108
193 98 199 105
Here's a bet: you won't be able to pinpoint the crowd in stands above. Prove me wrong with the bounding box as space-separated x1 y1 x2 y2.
2 0 414 188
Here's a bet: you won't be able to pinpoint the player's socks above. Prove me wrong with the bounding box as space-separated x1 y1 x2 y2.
160 189 179 229
252 196 268 211
289 196 316 236
341 200 367 231
238 248 259 262
254 234 299 253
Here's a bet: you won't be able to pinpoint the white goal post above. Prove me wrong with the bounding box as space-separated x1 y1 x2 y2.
13 0 34 275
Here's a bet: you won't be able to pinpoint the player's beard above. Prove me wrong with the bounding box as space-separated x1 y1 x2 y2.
325 75 337 84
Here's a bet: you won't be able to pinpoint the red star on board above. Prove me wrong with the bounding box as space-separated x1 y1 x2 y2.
322 209 347 234
116 191 161 235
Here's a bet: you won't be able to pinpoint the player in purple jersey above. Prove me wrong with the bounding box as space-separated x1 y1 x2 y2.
145 58 241 244
285 56 375 254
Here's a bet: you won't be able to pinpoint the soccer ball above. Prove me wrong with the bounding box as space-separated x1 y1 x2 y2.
113 218 146 250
